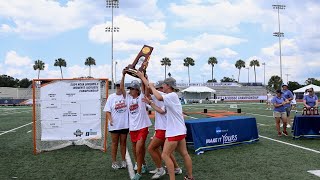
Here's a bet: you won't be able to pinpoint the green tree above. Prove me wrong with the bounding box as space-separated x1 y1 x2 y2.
207 79 217 83
160 57 171 79
18 78 32 88
235 59 245 83
288 81 302 92
249 59 260 83
54 58 67 79
84 57 96 77
33 60 45 79
183 57 195 84
305 78 320 86
0 75 19 87
220 76 235 82
268 75 282 91
208 57 218 82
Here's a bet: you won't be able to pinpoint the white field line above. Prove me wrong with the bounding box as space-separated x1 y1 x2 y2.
0 122 32 136
308 170 320 177
27 130 32 133
0 131 16 132
126 148 135 179
259 135 320 154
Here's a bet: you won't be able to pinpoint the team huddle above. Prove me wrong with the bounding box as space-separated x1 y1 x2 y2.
103 70 194 180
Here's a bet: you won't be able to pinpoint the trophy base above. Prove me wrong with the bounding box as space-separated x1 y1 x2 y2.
125 68 139 78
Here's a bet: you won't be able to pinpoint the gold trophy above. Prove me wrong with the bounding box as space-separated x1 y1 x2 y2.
125 45 153 78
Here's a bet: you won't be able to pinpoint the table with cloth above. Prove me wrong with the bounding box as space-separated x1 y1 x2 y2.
185 116 259 154
293 115 320 139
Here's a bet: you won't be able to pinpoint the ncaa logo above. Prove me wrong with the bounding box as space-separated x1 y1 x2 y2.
216 127 222 134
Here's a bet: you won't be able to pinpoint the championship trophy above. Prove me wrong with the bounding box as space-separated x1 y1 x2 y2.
125 45 153 78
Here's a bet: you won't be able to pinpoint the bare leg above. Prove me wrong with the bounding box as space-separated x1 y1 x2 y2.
148 137 164 168
136 137 146 174
176 139 193 178
162 140 178 180
111 133 120 163
120 133 128 161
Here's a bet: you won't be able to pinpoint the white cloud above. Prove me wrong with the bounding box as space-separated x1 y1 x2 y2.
89 15 166 44
0 0 104 38
4 51 32 66
169 0 272 31
0 24 14 33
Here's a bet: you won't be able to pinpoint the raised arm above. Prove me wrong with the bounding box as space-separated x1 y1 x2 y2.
136 71 150 98
142 96 166 114
120 69 126 98
150 83 163 101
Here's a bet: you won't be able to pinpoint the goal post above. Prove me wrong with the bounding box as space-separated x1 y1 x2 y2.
32 78 109 154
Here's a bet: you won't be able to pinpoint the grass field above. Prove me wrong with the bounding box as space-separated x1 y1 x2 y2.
1 103 320 180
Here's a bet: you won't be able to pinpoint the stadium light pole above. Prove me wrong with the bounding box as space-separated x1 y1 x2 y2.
106 0 119 89
262 62 266 85
272 4 285 81
245 67 249 84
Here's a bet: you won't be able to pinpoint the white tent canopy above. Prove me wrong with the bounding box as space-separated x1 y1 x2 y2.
181 86 216 93
293 84 320 93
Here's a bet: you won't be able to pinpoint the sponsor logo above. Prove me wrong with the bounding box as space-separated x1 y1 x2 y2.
74 129 83 137
85 129 98 136
215 127 228 134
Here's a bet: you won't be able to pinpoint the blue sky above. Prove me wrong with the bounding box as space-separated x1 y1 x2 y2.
0 0 320 84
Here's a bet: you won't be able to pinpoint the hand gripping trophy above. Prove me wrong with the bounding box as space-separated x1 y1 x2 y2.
124 45 153 78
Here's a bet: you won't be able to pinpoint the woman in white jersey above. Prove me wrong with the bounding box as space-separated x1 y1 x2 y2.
142 75 194 180
137 78 182 179
103 81 129 169
121 71 152 180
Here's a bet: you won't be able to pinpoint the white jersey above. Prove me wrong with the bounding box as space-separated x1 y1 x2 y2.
267 93 273 102
163 92 187 137
103 93 129 131
291 94 297 105
126 92 152 131
152 92 166 130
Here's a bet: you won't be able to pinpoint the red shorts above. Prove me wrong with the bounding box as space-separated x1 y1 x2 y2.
167 134 186 141
154 130 166 140
129 127 149 143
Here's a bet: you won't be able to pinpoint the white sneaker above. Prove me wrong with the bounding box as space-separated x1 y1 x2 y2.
280 124 283 127
134 162 137 171
112 162 120 170
287 124 291 128
151 168 166 179
149 168 158 174
120 161 127 169
174 168 183 175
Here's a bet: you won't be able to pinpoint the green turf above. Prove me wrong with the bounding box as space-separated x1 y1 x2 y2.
1 104 320 180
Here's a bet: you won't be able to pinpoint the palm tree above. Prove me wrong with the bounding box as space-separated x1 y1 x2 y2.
160 57 171 79
54 58 67 79
183 57 195 84
33 60 45 79
249 59 260 83
207 57 218 82
235 59 246 83
84 57 96 77
268 75 282 91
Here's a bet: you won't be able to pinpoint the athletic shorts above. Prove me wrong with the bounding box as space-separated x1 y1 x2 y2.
167 134 186 141
129 127 149 143
154 130 166 140
109 128 129 134
273 111 286 118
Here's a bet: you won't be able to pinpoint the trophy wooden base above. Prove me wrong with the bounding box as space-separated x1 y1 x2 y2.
125 68 139 78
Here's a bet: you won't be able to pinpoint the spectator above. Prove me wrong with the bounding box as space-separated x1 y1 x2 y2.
303 88 318 115
272 90 289 137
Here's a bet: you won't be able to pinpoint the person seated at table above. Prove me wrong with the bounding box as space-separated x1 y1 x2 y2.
303 88 319 115
271 90 290 137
